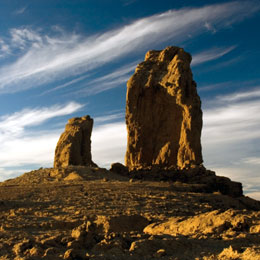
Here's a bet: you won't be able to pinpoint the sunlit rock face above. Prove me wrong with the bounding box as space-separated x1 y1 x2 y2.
125 46 203 170
54 115 97 168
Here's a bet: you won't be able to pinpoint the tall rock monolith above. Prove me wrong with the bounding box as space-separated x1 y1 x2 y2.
125 46 203 170
54 115 97 168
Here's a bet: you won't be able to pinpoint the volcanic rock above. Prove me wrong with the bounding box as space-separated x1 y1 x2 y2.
54 115 97 168
125 46 203 169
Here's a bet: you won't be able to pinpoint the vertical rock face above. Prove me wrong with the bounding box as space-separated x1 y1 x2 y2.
125 46 203 170
54 115 96 168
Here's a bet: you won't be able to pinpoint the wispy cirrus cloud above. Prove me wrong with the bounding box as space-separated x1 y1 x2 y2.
95 112 125 124
191 46 236 66
0 1 258 94
243 157 260 165
121 0 138 6
204 22 217 33
75 62 138 96
0 38 11 58
0 102 83 138
10 28 43 49
14 6 27 15
198 79 260 92
216 87 260 102
41 61 138 97
40 74 91 96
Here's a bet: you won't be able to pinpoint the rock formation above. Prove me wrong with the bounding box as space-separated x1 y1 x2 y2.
54 115 96 168
125 46 203 169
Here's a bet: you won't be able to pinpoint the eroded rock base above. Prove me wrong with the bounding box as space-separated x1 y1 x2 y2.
111 164 243 198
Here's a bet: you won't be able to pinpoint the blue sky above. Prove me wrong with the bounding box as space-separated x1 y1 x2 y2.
0 0 259 199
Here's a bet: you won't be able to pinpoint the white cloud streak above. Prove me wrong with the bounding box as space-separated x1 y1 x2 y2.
204 22 217 33
76 62 137 96
42 61 137 97
243 157 260 165
191 46 236 66
0 1 258 94
95 113 125 124
121 0 138 6
0 102 83 138
217 87 260 102
10 28 43 49
0 39 10 58
40 74 91 96
14 7 27 15
198 79 260 93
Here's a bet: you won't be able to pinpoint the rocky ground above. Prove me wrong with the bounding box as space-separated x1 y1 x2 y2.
0 166 260 260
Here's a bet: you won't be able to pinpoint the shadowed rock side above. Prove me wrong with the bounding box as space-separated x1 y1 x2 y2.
54 115 97 168
125 46 203 170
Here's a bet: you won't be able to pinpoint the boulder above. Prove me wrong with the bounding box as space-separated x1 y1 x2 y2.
110 162 129 176
125 46 203 170
54 115 97 168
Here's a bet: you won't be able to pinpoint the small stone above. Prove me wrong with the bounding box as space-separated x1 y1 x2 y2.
155 249 167 257
64 249 75 259
29 246 42 257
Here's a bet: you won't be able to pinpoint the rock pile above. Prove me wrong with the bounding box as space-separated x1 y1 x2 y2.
125 46 203 170
54 115 97 168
